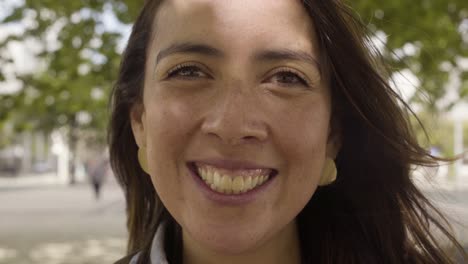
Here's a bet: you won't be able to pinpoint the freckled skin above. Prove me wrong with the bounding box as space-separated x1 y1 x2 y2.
130 0 340 263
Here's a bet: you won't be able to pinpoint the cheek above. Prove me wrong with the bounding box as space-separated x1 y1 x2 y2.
145 93 197 145
272 100 330 204
274 100 330 166
143 94 197 177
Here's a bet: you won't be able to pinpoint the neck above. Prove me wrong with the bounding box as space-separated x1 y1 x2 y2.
182 221 301 264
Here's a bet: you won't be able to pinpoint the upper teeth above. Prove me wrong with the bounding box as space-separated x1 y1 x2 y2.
196 164 271 195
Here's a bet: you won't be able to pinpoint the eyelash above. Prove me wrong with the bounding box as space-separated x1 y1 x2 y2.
166 63 208 79
166 64 310 87
267 67 310 87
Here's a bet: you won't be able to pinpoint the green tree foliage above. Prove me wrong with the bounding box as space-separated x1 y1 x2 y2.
0 0 467 141
410 111 454 156
0 0 143 143
352 0 468 156
353 0 468 107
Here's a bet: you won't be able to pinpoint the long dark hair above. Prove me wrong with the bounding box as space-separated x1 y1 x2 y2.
109 1 467 263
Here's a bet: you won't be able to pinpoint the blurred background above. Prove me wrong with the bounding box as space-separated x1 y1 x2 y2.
0 0 467 263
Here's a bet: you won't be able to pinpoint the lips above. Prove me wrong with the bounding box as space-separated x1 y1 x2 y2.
188 161 278 195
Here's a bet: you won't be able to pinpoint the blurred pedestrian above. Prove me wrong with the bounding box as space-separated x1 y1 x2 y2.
86 157 109 200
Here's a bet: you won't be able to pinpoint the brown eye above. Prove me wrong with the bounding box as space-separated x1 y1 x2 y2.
167 64 208 79
266 68 310 88
273 72 307 85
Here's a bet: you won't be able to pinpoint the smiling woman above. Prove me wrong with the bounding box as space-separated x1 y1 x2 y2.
109 1 466 264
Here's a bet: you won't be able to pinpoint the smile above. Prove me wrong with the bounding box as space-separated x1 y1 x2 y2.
190 162 277 195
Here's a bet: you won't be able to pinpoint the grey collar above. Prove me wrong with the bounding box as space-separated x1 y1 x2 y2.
129 223 169 264
150 223 169 264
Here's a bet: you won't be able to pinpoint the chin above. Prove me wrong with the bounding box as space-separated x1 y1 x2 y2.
204 233 263 255
185 222 269 255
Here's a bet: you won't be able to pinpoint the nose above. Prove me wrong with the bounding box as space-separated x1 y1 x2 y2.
201 86 268 146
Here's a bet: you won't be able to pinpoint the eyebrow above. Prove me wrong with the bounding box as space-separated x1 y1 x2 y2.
155 42 224 65
254 49 321 74
155 42 321 74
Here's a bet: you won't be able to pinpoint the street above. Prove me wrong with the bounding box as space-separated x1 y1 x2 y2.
0 179 467 264
0 183 127 264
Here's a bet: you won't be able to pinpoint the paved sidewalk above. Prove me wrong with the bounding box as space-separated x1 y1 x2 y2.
0 183 127 264
0 172 67 189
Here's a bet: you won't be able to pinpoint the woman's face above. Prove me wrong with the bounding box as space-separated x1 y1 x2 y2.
131 0 339 256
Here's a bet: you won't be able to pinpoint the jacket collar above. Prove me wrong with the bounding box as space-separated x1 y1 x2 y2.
129 223 169 264
150 222 169 264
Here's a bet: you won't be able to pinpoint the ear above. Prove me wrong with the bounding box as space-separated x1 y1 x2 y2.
130 102 146 149
326 118 342 159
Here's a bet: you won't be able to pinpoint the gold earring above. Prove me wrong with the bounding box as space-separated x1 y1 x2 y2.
138 147 149 174
319 158 337 186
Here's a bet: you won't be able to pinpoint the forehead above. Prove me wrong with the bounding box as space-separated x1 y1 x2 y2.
153 0 317 55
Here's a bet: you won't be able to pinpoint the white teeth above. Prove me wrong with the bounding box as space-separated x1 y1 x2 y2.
252 176 258 187
232 176 244 194
196 165 271 195
213 172 221 186
200 167 207 181
244 176 252 191
206 169 213 183
221 175 232 194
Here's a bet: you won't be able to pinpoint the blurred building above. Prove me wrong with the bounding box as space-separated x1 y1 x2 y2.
0 123 91 185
